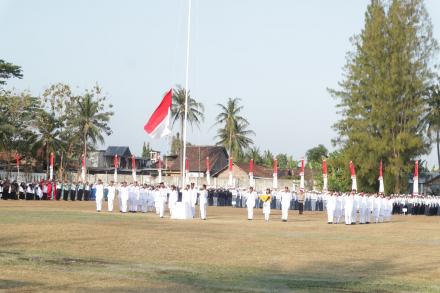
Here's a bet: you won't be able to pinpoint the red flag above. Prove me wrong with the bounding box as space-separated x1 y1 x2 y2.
300 159 304 174
414 160 418 177
144 89 173 139
229 158 233 171
50 152 54 168
322 159 327 175
249 159 254 174
14 153 20 168
379 160 383 177
273 159 277 174
131 155 136 170
185 158 189 172
114 155 119 168
349 161 356 177
206 157 210 172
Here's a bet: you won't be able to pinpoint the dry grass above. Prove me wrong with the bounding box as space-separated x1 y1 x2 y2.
0 201 440 292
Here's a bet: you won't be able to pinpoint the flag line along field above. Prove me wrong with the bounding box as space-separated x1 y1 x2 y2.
1 201 440 293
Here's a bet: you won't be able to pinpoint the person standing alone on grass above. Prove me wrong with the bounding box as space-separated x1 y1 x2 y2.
245 186 257 220
95 179 104 212
280 186 292 222
261 189 272 222
199 184 208 220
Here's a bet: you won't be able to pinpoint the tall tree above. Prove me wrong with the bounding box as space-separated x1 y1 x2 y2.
423 81 440 169
329 0 438 193
142 142 152 158
243 146 263 165
0 59 23 87
214 98 254 159
262 150 274 167
306 144 329 164
171 86 204 167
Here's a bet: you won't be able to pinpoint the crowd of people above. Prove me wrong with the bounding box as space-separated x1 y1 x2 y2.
1 178 439 222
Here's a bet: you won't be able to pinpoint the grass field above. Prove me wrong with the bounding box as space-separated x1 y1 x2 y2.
1 201 440 293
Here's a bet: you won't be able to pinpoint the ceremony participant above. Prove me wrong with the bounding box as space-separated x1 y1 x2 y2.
334 193 343 224
42 182 48 200
77 182 84 201
140 184 148 213
379 194 387 223
182 184 191 205
199 184 208 220
95 179 104 212
326 191 336 224
153 186 160 215
84 182 90 201
373 193 381 223
280 186 292 222
297 189 305 215
366 193 373 224
358 193 368 224
36 183 43 200
345 192 354 225
118 182 129 213
107 181 116 212
168 185 178 217
26 183 34 200
260 189 272 222
158 182 168 218
189 183 198 217
244 186 257 220
351 192 359 224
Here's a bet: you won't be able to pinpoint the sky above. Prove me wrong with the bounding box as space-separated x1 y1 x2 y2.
1 0 439 169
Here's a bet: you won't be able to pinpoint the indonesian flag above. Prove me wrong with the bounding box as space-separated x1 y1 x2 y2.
144 89 173 139
132 155 137 182
49 152 54 180
228 157 233 187
114 155 119 182
206 157 211 186
158 156 162 183
249 159 254 188
379 160 384 194
81 154 86 182
322 159 328 191
273 158 278 189
350 160 357 191
413 160 419 195
300 158 305 191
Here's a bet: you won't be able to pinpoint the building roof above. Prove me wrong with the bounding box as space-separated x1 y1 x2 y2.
104 146 132 157
158 145 229 174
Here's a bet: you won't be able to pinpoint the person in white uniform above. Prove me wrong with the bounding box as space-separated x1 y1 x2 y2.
158 183 168 218
189 183 198 218
262 188 272 222
358 192 368 224
245 187 257 220
168 185 178 217
326 191 336 224
280 186 292 222
118 182 129 213
373 193 381 223
345 192 354 225
199 184 209 220
95 179 104 212
107 181 116 212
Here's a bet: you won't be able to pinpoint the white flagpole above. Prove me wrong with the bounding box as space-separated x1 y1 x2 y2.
181 0 192 188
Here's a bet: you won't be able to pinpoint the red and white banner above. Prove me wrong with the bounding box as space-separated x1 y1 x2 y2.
349 160 357 191
144 89 173 139
206 157 211 186
413 160 419 195
49 152 54 180
379 160 384 194
322 159 328 191
81 154 86 182
273 158 278 189
113 155 119 182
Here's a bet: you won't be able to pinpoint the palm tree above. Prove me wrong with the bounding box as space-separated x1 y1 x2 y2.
244 146 263 165
171 85 204 167
214 98 255 159
423 83 440 169
72 93 113 161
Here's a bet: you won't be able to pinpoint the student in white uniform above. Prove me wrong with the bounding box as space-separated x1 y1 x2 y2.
345 192 354 225
373 193 381 223
189 183 198 218
199 184 209 220
158 183 168 218
95 179 104 212
168 185 178 217
262 188 272 222
118 182 129 213
358 192 368 224
280 186 292 222
182 185 191 206
326 191 336 224
351 192 359 224
334 193 343 224
107 181 116 212
245 187 257 220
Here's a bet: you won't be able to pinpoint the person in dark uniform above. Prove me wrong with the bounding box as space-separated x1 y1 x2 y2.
297 189 305 215
84 182 90 201
63 181 70 201
70 182 77 201
56 181 62 201
77 182 84 201
10 181 18 200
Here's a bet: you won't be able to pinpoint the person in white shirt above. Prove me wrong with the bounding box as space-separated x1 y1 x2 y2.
345 192 354 225
95 179 104 212
199 184 209 220
107 181 116 212
373 193 381 223
326 192 336 224
168 185 179 217
358 193 368 224
182 185 191 206
262 189 272 222
118 182 129 213
245 187 257 220
280 186 292 222
334 193 343 224
189 183 198 218
157 183 168 218
140 185 148 213
351 192 359 224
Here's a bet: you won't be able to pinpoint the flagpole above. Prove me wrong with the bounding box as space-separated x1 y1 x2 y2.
182 0 192 188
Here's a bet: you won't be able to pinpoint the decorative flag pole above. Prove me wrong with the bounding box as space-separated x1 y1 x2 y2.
249 159 254 188
81 154 86 182
300 158 305 191
113 154 119 183
322 159 328 192
273 158 278 189
413 160 419 195
49 152 54 181
132 155 137 182
14 153 20 181
228 157 233 187
379 160 384 194
158 156 162 183
350 160 357 191
206 157 211 186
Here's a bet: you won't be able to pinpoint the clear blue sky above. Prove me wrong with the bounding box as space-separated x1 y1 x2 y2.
1 0 439 168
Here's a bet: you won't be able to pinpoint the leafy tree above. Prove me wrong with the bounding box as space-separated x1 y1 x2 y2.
0 59 22 86
262 150 274 167
306 144 328 164
328 0 438 193
422 81 440 169
142 142 152 158
242 146 263 164
276 153 289 169
214 98 254 159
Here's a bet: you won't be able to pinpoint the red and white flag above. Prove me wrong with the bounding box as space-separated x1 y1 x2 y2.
413 160 419 195
144 89 173 139
379 160 384 194
273 158 278 189
49 152 54 180
113 155 119 182
349 160 357 191
249 159 254 188
322 159 328 191
300 158 305 191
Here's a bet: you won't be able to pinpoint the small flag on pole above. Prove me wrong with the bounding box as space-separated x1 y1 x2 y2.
350 160 357 191
144 89 173 139
249 159 254 188
413 160 419 195
132 155 137 182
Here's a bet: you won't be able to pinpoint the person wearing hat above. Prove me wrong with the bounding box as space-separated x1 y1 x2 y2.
280 186 292 222
244 186 257 220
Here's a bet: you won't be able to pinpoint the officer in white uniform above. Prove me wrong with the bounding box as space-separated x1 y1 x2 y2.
280 186 292 222
107 181 116 212
245 187 257 220
199 184 209 220
95 179 104 212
